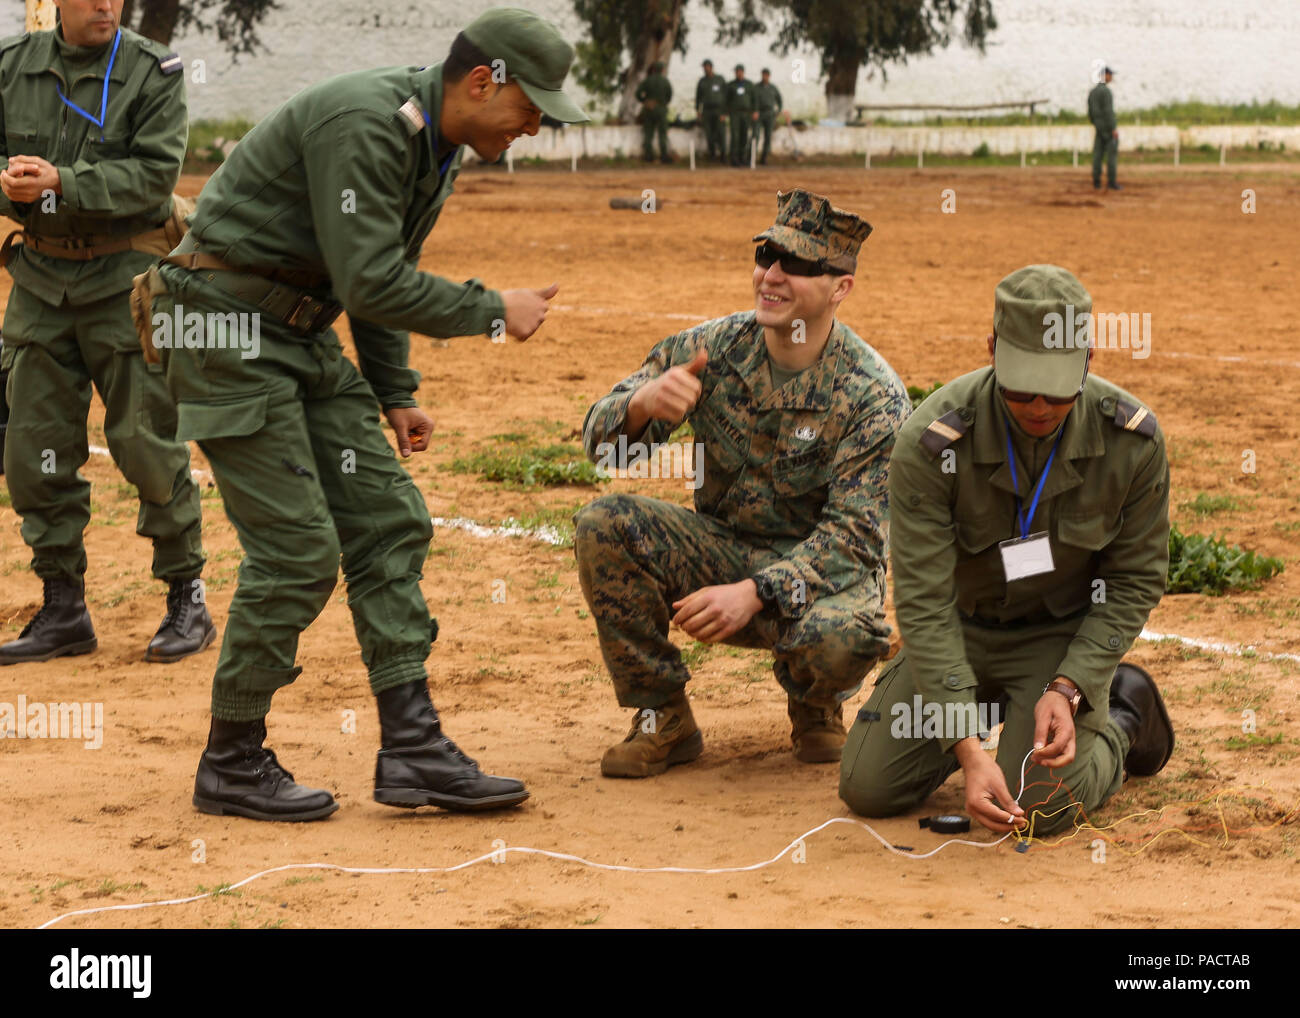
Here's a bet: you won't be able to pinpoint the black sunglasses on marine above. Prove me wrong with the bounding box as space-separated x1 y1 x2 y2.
755 243 831 277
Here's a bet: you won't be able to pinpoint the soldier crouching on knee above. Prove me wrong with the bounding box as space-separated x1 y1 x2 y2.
839 265 1175 836
574 188 910 777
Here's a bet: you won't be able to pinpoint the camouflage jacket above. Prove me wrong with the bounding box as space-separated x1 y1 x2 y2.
582 311 910 619
890 367 1169 743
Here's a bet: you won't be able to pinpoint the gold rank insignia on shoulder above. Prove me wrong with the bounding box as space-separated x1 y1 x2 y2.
919 408 969 457
397 97 428 137
1113 398 1157 437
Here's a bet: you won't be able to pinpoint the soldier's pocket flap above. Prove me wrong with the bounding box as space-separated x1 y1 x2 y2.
1056 513 1122 551
177 392 269 442
956 514 1004 555
0 342 16 371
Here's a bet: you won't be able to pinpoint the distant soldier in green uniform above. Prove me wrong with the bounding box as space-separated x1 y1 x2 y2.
0 0 213 666
754 68 783 165
694 59 726 162
1088 66 1120 190
150 7 588 822
725 64 758 166
636 60 672 163
840 265 1175 836
575 188 909 778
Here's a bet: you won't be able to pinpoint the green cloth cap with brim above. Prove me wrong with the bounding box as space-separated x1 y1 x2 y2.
462 7 589 123
752 188 873 274
993 264 1093 399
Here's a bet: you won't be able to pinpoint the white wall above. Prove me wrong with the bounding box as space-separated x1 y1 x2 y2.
4 0 1297 122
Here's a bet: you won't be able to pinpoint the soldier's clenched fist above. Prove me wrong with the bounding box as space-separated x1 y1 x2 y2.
501 282 559 341
631 347 708 427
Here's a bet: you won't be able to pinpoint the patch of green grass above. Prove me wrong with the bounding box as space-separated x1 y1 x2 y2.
1181 492 1244 517
907 381 944 410
1166 523 1284 595
451 435 607 488
868 99 1300 128
500 502 588 548
1224 732 1284 751
185 117 256 165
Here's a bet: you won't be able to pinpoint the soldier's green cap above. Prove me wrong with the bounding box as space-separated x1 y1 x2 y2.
735 63 745 72
752 188 873 274
462 7 589 123
993 264 1093 399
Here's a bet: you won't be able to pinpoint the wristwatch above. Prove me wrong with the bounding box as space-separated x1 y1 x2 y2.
752 574 780 615
1043 679 1082 716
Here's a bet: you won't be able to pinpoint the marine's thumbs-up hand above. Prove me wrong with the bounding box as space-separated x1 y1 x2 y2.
638 346 708 424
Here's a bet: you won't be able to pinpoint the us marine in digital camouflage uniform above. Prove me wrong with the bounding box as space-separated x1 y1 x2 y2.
0 0 213 667
840 265 1175 836
576 188 910 778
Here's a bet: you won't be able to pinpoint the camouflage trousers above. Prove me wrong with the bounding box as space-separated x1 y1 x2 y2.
574 493 889 710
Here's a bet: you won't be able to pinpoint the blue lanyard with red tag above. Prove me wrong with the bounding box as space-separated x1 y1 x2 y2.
55 28 122 139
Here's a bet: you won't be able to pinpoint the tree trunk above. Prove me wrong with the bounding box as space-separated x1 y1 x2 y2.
136 0 182 44
824 42 865 122
616 0 685 123
25 0 58 31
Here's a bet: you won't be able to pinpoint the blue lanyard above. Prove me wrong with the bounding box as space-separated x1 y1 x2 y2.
1004 425 1063 539
56 28 122 135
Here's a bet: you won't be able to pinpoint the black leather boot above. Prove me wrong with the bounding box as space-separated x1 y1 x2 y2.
374 680 528 811
145 578 217 663
1109 662 1175 777
0 576 96 665
193 717 339 822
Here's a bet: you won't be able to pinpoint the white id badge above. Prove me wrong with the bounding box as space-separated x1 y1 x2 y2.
999 532 1055 582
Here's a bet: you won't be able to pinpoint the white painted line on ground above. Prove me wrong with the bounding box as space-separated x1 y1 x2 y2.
1140 628 1300 665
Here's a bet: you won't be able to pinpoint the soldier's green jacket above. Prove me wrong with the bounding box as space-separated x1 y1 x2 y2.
0 27 185 305
725 78 756 113
754 81 783 113
1088 82 1116 134
582 312 911 619
695 74 725 111
187 63 504 409
890 368 1169 748
636 73 672 113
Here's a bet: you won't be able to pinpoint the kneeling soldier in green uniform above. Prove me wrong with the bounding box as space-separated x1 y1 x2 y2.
152 7 587 821
0 0 212 666
840 265 1175 836
576 188 910 777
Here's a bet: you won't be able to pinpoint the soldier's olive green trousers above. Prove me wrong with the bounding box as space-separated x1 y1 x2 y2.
0 284 204 581
574 493 889 710
839 617 1131 836
758 111 776 161
728 115 752 164
700 110 725 159
155 265 434 721
642 113 670 160
1092 130 1118 187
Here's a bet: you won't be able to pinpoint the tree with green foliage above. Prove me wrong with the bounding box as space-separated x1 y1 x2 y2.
118 0 279 56
706 0 996 121
573 0 689 122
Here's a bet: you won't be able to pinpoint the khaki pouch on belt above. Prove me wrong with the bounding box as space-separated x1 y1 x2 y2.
130 265 171 365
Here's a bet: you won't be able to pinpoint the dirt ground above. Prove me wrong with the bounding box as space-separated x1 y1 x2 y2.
2 162 1298 930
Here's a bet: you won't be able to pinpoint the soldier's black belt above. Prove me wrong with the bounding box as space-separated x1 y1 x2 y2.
163 235 342 337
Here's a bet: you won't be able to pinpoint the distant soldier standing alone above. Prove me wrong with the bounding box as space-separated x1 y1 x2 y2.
1088 65 1120 191
0 0 213 666
754 68 783 165
725 64 757 167
636 60 672 164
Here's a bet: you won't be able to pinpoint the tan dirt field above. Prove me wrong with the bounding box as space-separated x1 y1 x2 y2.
1 163 1298 930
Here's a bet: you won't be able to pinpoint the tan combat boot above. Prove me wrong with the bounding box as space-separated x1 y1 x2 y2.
601 691 703 778
789 699 845 763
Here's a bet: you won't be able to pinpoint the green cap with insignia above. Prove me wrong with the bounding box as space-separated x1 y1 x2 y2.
752 188 873 274
993 264 1093 399
462 7 589 123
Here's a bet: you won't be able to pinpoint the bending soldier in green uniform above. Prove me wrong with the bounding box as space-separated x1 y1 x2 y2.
0 0 212 666
152 7 588 821
754 68 783 165
1088 66 1120 190
576 189 910 778
725 64 757 167
636 61 672 163
840 265 1175 836
695 59 726 163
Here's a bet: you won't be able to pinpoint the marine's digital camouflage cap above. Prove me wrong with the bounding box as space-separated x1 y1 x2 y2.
993 264 1093 399
462 7 589 123
752 188 873 274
